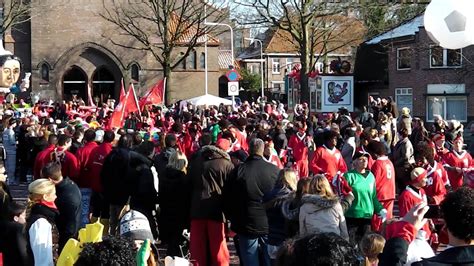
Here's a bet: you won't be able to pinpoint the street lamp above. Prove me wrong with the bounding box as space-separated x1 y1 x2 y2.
245 37 264 99
206 21 236 108
205 22 234 65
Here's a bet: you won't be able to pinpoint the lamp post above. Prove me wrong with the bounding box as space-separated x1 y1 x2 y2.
245 37 264 99
206 21 235 107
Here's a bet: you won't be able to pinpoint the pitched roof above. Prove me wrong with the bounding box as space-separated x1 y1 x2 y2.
218 50 239 69
169 13 220 45
365 15 423 45
237 15 364 59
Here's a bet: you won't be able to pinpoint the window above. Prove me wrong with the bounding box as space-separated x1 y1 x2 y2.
395 88 413 112
397 48 411 70
200 52 206 69
427 96 467 121
272 58 281 74
426 84 467 121
187 50 197 69
286 58 294 70
130 63 140 81
271 82 283 93
41 63 49 82
430 46 462 68
178 53 186 69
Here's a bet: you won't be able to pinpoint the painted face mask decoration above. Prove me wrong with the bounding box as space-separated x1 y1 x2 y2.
0 58 21 89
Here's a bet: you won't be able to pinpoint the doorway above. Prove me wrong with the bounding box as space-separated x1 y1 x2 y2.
63 67 87 102
92 67 115 105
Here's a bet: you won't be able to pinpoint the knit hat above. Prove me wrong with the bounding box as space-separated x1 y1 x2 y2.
401 107 410 115
216 138 231 152
95 129 105 143
119 210 154 241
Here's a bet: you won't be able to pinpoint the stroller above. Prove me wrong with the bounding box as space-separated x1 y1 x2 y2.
179 229 191 260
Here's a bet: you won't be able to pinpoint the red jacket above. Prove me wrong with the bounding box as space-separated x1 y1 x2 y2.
371 156 396 201
87 142 113 192
50 147 80 180
75 142 99 188
425 161 447 205
34 145 55 179
310 145 347 178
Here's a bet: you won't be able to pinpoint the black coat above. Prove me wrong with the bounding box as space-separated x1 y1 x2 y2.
55 177 82 251
0 221 29 266
129 151 158 212
101 147 132 205
224 155 279 237
0 182 12 220
188 145 234 222
379 237 474 265
158 167 191 242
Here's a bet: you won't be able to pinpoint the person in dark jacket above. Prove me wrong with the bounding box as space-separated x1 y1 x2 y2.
188 142 234 266
101 134 133 235
0 166 12 220
263 168 297 261
159 149 190 256
153 133 177 179
129 141 159 240
224 138 280 266
0 201 29 266
379 188 474 265
42 162 82 252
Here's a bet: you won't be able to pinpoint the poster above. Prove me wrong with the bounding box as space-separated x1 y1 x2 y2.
321 76 354 112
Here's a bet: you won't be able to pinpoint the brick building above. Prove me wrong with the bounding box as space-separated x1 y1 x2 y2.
4 0 225 104
355 14 474 122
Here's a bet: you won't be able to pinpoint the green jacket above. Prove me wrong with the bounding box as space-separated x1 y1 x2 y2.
343 169 383 219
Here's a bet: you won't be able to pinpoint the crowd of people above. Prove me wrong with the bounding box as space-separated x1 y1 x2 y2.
0 94 473 266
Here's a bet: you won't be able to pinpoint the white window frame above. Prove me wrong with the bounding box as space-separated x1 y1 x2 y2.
271 81 284 93
429 45 463 68
286 58 294 69
272 58 281 74
397 47 411 70
426 95 467 122
395 87 413 112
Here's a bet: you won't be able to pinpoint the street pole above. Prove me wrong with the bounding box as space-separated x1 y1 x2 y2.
205 21 235 107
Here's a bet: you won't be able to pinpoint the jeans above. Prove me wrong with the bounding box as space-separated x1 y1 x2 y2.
79 188 92 228
237 234 271 266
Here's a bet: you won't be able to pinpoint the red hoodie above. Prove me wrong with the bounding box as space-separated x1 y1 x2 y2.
87 142 113 192
75 141 99 188
34 145 56 179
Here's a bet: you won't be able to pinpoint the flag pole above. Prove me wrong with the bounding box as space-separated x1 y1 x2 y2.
131 83 142 117
163 77 167 106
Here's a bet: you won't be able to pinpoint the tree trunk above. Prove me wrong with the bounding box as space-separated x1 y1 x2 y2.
163 64 172 105
300 48 311 105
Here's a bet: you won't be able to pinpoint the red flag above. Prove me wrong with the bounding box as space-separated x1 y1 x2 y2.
107 91 127 130
139 78 165 110
123 83 141 118
119 78 126 103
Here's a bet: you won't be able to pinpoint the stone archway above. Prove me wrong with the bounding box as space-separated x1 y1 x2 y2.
56 43 123 101
63 66 87 102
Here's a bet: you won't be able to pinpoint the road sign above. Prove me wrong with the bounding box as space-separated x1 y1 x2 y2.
226 69 240 82
228 81 239 96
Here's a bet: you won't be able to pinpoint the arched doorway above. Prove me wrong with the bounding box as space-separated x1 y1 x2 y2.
92 67 115 105
63 67 87 102
218 75 228 98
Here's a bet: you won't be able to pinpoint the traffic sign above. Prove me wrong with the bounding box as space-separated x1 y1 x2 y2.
228 81 239 96
226 69 240 82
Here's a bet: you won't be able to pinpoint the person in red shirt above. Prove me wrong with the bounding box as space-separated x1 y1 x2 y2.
33 134 58 179
48 135 80 181
288 122 312 178
414 142 448 205
432 133 449 163
88 130 115 233
443 135 474 190
355 132 375 169
75 129 98 227
263 140 283 169
367 140 395 232
310 130 347 180
398 167 431 239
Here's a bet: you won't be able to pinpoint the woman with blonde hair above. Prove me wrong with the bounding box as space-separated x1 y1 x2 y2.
26 179 59 266
158 149 191 256
263 168 298 260
299 174 349 240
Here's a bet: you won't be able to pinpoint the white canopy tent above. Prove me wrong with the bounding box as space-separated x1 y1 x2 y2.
185 94 232 106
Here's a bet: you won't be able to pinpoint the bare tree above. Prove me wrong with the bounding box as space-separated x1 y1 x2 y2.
234 0 365 101
1 0 30 36
101 0 228 104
